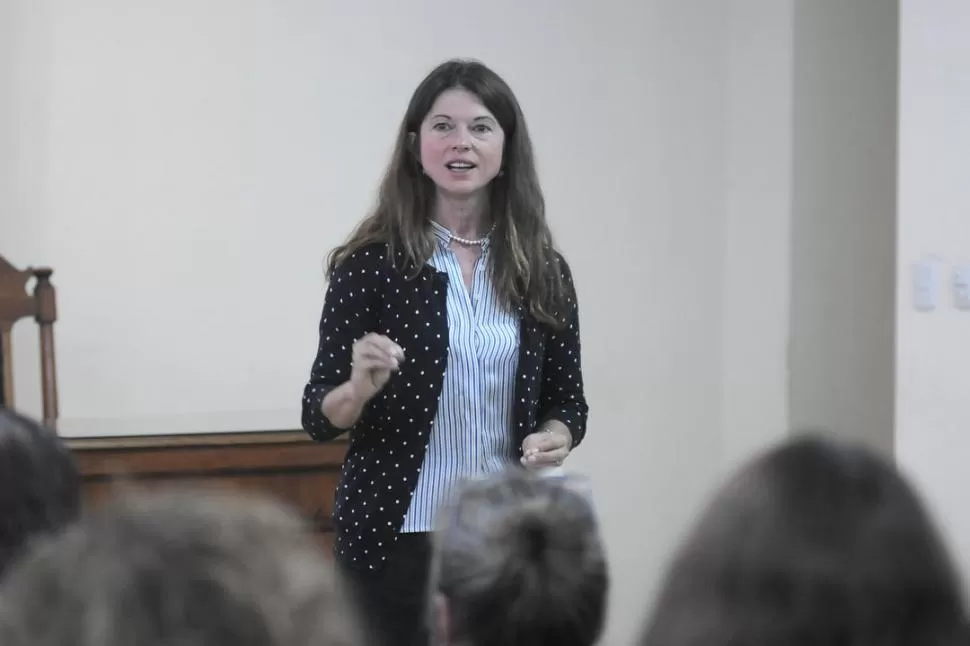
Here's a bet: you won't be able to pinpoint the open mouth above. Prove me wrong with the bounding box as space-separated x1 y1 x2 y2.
445 161 476 171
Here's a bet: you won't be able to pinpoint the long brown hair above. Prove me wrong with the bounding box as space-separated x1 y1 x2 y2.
326 58 570 327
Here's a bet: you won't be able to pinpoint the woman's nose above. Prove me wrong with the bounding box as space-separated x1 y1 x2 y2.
451 127 472 150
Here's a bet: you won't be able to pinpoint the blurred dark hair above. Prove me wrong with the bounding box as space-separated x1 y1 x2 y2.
431 469 608 646
0 408 80 578
640 432 968 646
327 58 571 328
0 487 364 646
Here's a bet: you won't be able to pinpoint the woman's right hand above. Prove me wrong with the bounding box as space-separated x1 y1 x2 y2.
349 333 405 402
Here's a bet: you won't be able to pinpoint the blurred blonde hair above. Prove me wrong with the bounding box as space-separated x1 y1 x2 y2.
0 486 364 646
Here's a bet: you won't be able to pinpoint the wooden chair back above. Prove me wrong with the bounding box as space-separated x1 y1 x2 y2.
0 255 59 430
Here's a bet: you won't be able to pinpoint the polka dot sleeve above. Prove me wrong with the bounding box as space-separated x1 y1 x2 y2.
538 255 589 448
301 245 384 441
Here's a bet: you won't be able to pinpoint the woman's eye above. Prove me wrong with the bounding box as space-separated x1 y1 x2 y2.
472 124 492 133
431 122 452 131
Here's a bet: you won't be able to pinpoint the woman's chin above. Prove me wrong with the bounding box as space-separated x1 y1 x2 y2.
435 182 488 198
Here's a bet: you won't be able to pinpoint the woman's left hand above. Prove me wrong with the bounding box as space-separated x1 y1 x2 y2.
520 423 572 468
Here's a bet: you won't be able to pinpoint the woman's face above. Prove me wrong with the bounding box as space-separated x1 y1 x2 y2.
418 88 505 198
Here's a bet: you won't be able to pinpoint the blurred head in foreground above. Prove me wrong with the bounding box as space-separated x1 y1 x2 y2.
430 469 608 646
639 433 967 646
0 407 80 579
0 487 364 646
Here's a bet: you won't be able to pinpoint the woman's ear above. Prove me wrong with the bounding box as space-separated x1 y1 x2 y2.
433 592 451 645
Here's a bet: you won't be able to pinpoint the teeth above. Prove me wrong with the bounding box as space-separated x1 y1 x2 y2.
447 163 474 169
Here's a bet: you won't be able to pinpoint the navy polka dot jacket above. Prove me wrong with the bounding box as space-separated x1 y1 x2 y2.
301 242 588 571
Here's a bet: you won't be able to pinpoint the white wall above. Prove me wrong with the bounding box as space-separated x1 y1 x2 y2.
0 2 47 258
0 2 13 240
896 0 970 583
5 0 929 639
721 0 899 468
2 1 733 642
788 0 898 456
720 0 794 470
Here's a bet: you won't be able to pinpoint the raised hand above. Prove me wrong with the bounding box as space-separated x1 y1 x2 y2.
349 333 405 401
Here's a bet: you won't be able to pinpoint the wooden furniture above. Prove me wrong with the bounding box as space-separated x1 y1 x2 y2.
68 431 349 552
0 256 346 550
0 255 59 429
0 254 345 548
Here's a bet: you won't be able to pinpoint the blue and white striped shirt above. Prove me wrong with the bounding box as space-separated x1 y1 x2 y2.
400 221 520 533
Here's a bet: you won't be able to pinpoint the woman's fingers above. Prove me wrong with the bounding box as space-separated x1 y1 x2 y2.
519 429 570 468
521 444 569 467
374 336 405 362
355 354 395 374
354 337 402 371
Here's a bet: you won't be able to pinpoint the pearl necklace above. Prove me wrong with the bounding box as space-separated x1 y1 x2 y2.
450 233 487 245
447 224 496 246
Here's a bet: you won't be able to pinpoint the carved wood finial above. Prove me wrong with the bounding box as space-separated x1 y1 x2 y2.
0 256 31 293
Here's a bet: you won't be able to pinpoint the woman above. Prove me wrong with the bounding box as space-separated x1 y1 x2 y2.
430 469 608 646
301 59 589 646
639 433 968 646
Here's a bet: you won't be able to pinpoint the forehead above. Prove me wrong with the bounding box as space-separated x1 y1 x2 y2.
425 88 496 121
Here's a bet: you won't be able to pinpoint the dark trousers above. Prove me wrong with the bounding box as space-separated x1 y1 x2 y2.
337 532 433 646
